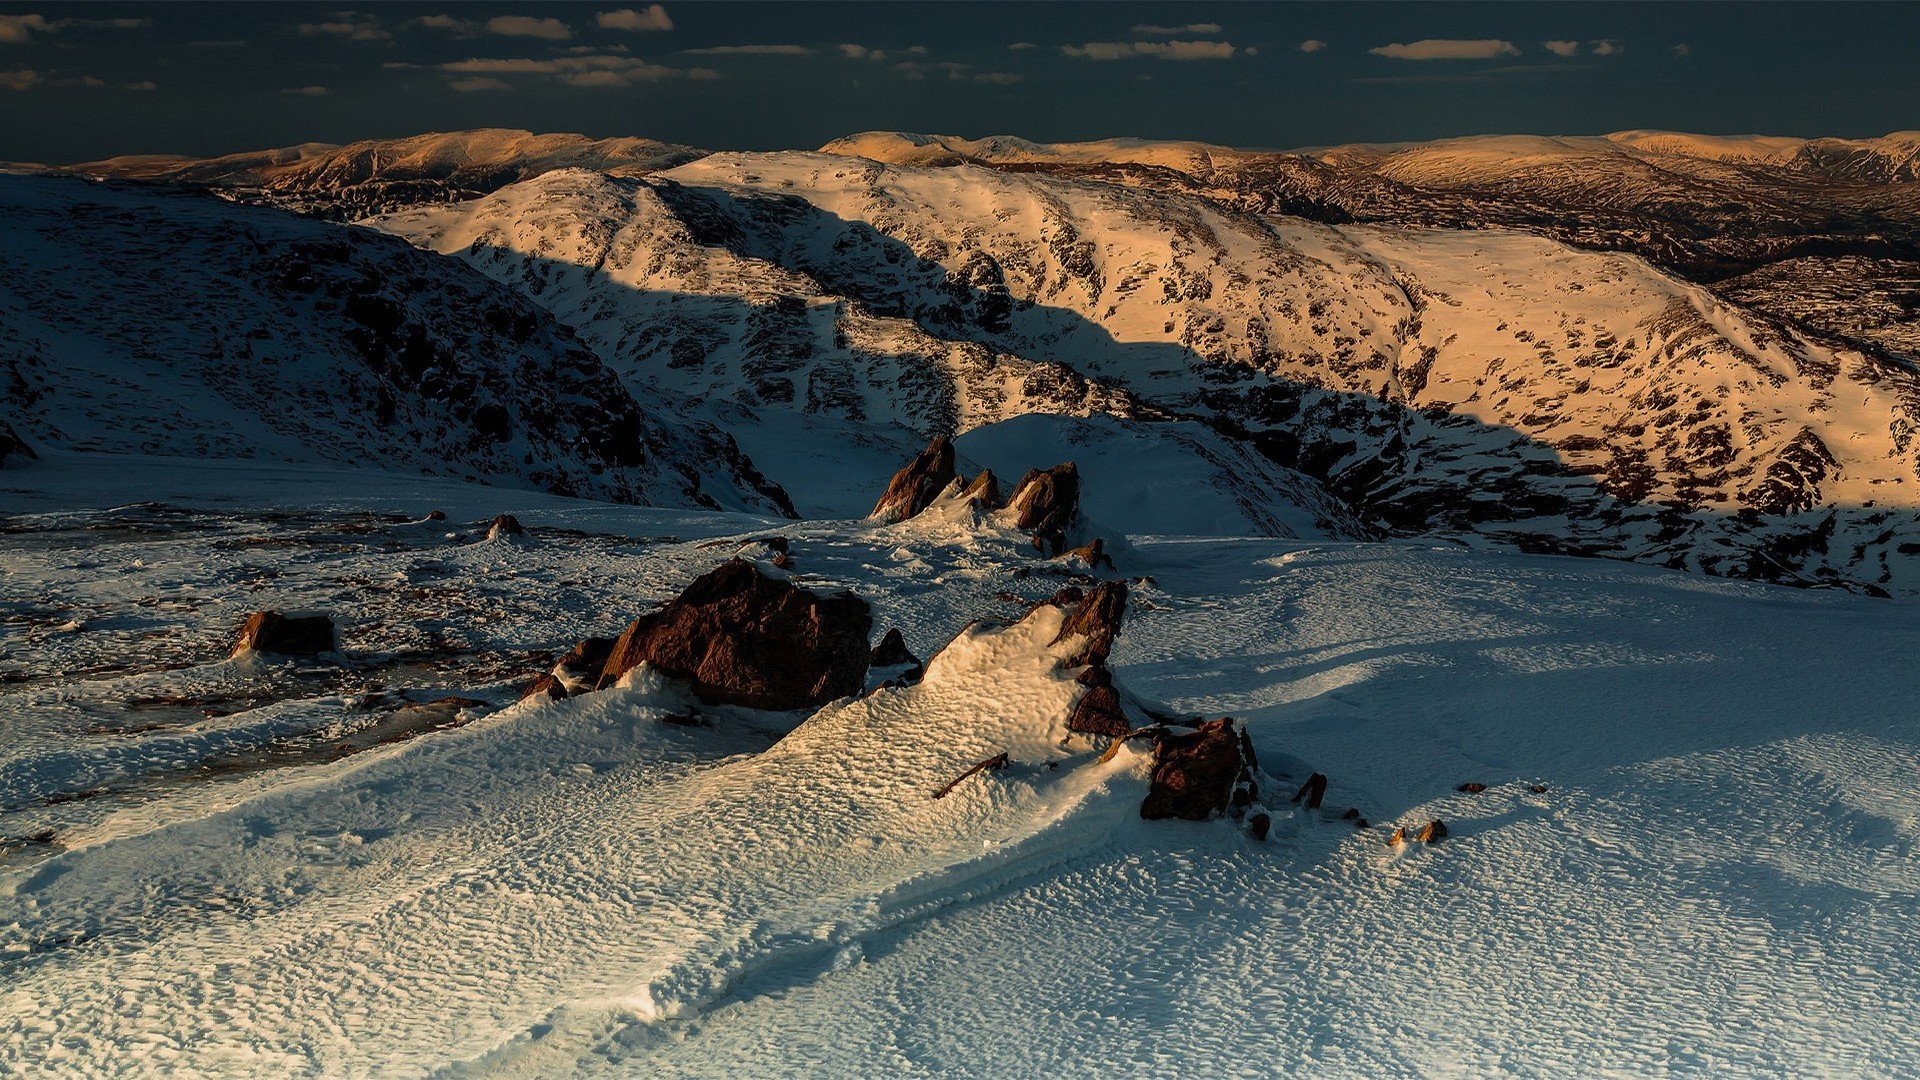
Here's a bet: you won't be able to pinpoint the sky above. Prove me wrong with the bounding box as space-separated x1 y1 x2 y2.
1 2 1917 164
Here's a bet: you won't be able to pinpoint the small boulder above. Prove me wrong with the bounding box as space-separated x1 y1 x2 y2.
597 559 872 711
869 628 921 670
1066 667 1129 737
1416 819 1449 844
1388 826 1406 846
1292 772 1328 810
1007 462 1080 555
1529 784 1549 794
1 422 37 467
1248 813 1272 842
1139 718 1258 821
522 636 617 701
232 611 335 657
1457 782 1487 794
1062 537 1116 571
1052 580 1127 669
487 514 524 539
425 510 448 522
871 436 956 523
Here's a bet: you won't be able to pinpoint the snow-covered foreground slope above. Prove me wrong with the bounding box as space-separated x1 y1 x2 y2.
0 174 791 515
5 457 1920 1076
375 155 1920 590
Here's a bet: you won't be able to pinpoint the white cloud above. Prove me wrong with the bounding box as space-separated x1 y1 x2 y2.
1061 40 1236 61
1671 43 1691 58
682 43 811 55
1368 38 1520 60
597 6 673 32
1297 39 1326 53
1590 39 1622 56
1 68 42 90
1543 40 1579 57
448 75 511 91
487 16 571 40
281 85 330 96
1008 42 1035 51
413 14 479 34
1130 23 1222 36
299 17 391 42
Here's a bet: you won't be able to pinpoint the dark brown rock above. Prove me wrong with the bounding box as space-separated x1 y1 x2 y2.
960 470 1000 510
1292 772 1328 810
871 436 957 523
1052 580 1127 668
1457 782 1487 794
1248 813 1272 842
0 422 34 467
425 510 447 521
1529 784 1549 794
523 636 618 700
487 513 524 539
1139 718 1259 821
596 559 871 711
869 628 921 670
232 611 335 657
1416 819 1449 844
1062 537 1116 570
1007 462 1080 555
1066 679 1129 738
1388 826 1407 846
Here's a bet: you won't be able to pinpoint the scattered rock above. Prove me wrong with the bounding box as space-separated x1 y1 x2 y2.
1248 813 1272 842
1353 817 1370 829
771 552 795 570
1529 784 1549 794
0 422 35 467
932 751 1010 800
1007 462 1080 555
1062 537 1117 571
486 513 524 539
871 436 956 523
1140 718 1259 821
1052 580 1127 668
425 510 447 521
1341 807 1361 821
1457 782 1487 793
1416 820 1449 844
1292 772 1328 810
596 558 872 711
232 611 335 657
1388 826 1406 846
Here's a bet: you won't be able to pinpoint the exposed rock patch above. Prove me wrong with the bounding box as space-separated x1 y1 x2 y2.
487 514 524 539
1052 580 1127 669
596 558 871 711
1139 718 1259 821
868 628 923 682
232 611 335 657
871 436 957 523
1007 462 1080 555
521 636 617 701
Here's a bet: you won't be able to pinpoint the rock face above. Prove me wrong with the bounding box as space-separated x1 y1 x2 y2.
232 611 335 657
487 514 524 539
1140 718 1259 821
868 627 922 678
597 559 872 710
1066 666 1129 738
1053 580 1127 669
871 436 957 523
960 470 1000 510
1008 462 1080 555
0 422 34 466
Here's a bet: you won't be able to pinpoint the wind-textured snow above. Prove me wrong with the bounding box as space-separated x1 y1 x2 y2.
6 456 1920 1077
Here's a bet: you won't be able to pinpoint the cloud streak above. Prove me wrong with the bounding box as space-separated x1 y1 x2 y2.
1061 40 1237 61
682 44 812 55
441 53 718 87
1130 23 1222 36
598 6 673 32
486 16 571 40
1369 39 1520 60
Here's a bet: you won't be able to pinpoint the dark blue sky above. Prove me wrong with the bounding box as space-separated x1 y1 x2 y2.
2 2 1915 163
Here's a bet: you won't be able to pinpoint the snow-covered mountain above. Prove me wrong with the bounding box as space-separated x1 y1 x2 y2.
373 152 1920 591
0 173 791 514
60 129 708 219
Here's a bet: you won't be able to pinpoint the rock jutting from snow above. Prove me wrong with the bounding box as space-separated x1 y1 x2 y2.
1065 665 1129 738
521 636 617 701
1062 537 1116 571
487 514 524 539
1052 580 1127 669
595 558 872 710
868 628 923 682
0 422 35 466
871 436 957 523
960 469 1000 510
1139 718 1260 821
1007 462 1080 555
232 611 336 657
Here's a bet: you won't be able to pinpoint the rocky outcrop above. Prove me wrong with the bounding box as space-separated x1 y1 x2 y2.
487 514 524 539
1065 666 1128 738
868 628 923 682
871 436 956 523
1062 537 1115 571
1052 580 1127 669
1139 718 1259 821
960 470 1001 509
0 422 34 466
1008 462 1080 555
232 611 335 657
596 559 872 710
521 636 617 701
